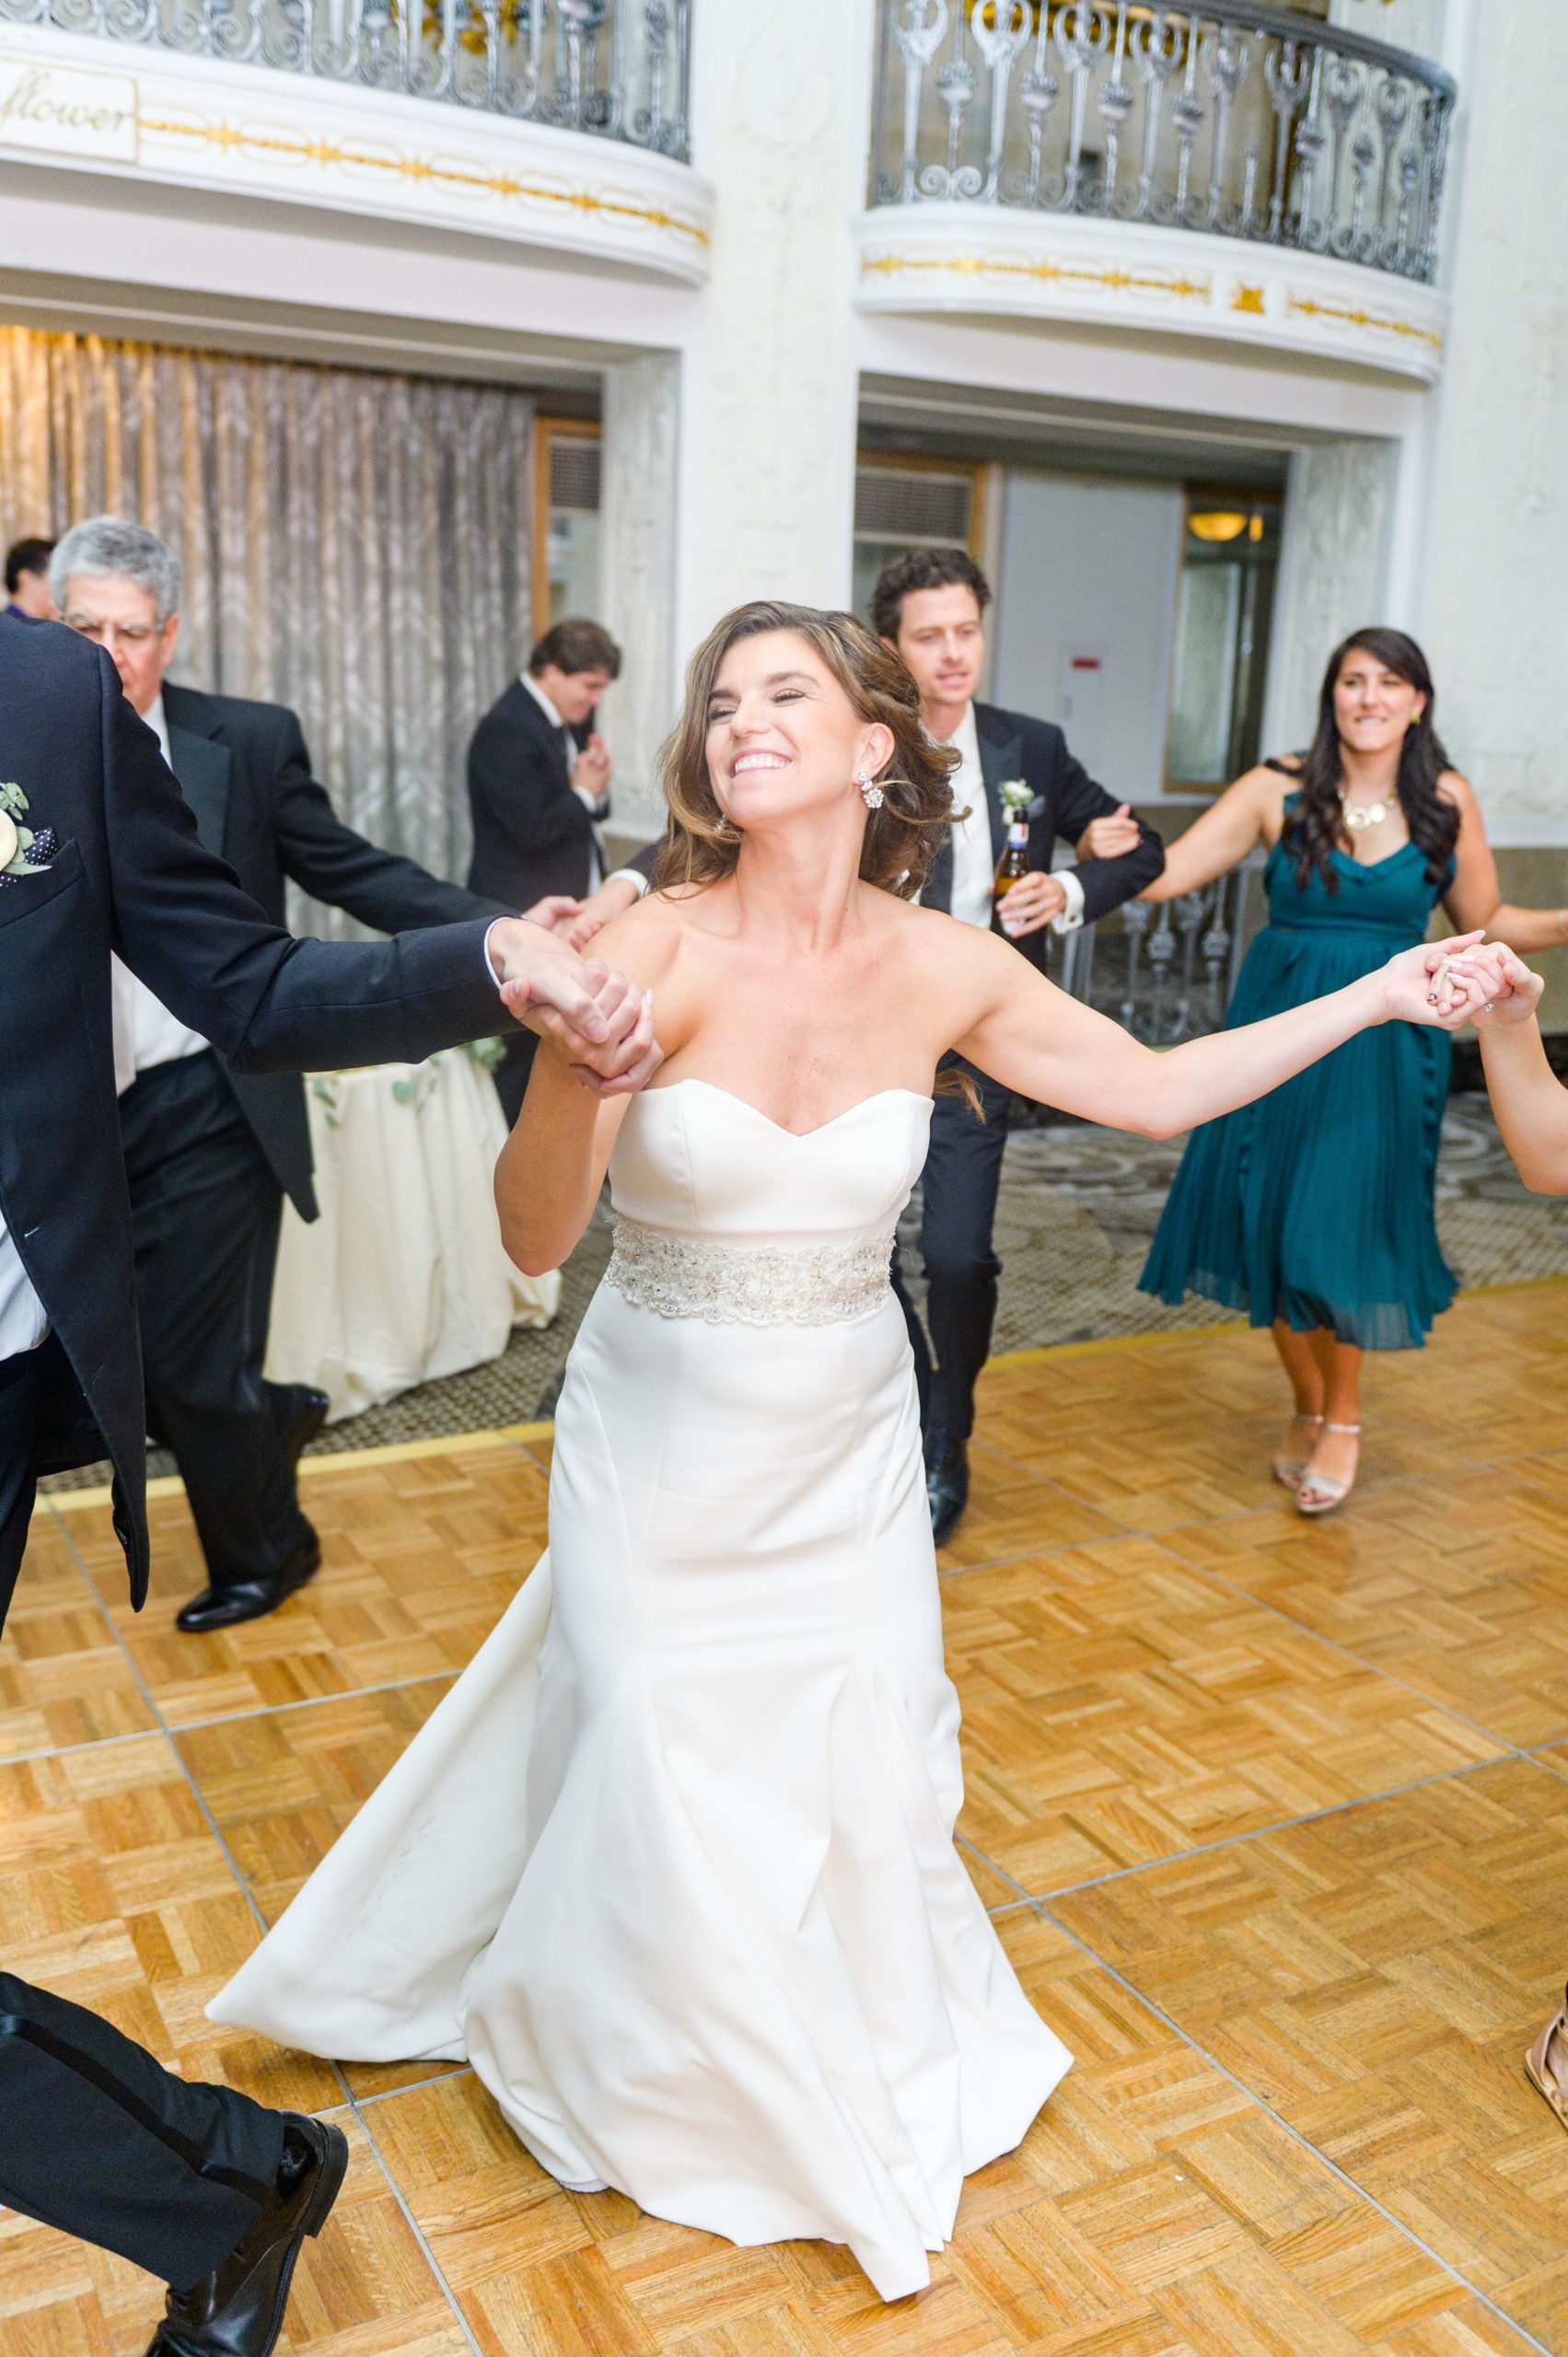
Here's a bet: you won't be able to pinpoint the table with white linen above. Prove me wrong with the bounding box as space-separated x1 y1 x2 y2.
265 1048 559 1423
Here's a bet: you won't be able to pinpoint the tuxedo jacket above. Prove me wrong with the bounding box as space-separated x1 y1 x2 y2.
926 701 1166 964
161 681 505 1219
467 677 605 908
0 617 520 1609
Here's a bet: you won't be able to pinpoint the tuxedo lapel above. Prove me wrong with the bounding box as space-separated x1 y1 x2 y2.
514 681 572 793
975 708 1022 868
167 726 232 858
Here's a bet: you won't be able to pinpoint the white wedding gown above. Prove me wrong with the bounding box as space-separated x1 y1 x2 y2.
210 1079 1073 2298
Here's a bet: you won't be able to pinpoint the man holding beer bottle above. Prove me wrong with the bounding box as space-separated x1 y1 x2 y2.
871 549 1166 1541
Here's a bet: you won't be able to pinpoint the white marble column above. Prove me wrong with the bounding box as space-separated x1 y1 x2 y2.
1262 438 1397 755
673 0 875 650
600 350 681 838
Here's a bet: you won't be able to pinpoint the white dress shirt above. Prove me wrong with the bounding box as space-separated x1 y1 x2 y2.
0 1216 47 1360
523 670 605 888
111 693 211 1094
933 702 1085 935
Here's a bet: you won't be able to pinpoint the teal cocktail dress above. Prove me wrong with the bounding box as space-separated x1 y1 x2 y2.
1139 808 1457 1351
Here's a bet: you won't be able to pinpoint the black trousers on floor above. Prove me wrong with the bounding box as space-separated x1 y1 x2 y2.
0 1344 287 2288
119 1051 315 1592
890 1058 1015 1445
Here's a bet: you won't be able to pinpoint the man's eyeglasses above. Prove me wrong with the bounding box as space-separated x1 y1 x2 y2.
65 615 163 647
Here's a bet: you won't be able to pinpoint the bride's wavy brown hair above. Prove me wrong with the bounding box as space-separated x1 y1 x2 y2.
651 600 958 896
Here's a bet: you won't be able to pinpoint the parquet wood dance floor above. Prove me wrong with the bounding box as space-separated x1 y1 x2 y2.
6 1279 1568 2356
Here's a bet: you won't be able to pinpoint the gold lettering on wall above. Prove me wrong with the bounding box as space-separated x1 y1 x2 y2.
0 54 138 164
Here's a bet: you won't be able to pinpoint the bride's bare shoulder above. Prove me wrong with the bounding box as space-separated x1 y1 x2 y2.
877 890 1013 964
589 887 689 983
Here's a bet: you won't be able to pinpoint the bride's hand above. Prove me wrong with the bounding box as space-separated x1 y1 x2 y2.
1376 932 1490 1026
500 963 660 1095
1437 940 1546 1029
575 987 663 1097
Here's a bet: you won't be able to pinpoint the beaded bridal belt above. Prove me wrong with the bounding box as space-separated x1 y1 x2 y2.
606 1219 895 1327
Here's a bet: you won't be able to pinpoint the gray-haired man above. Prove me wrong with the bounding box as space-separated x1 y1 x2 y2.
51 518 566 1632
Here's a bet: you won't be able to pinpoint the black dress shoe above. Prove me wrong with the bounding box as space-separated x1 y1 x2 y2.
925 1432 970 1548
176 1538 322 1633
147 2114 348 2357
277 1385 330 1474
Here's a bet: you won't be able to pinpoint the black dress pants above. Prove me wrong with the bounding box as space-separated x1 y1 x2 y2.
119 1051 314 1591
0 1344 287 2288
891 1058 1014 1444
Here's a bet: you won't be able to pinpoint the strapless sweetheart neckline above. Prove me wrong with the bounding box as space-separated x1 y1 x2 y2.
642 1075 935 1142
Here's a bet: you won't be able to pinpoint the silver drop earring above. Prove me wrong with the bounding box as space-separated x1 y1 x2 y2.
856 767 884 812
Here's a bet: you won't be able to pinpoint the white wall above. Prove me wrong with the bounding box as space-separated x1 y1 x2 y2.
991 470 1184 801
1410 0 1568 845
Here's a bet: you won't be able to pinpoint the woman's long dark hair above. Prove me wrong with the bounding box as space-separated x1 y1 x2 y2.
1278 627 1458 892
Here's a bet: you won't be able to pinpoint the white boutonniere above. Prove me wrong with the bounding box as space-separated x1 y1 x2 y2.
997 778 1031 815
0 782 57 880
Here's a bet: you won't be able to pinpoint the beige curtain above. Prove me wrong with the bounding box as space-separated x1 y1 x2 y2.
0 327 533 929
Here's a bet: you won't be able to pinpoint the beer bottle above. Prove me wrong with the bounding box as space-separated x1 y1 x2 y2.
994 813 1029 895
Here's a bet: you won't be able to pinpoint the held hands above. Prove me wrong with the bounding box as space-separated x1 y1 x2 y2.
1075 804 1141 862
1425 939 1546 1029
486 918 663 1094
1376 933 1493 1026
998 871 1067 938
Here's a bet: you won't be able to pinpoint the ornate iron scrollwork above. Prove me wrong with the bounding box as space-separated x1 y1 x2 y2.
14 0 690 149
869 0 1455 288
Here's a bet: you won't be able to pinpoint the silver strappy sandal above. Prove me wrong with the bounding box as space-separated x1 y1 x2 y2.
1295 1422 1361 1516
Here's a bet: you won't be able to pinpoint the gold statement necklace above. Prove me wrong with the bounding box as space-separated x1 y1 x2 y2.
1341 794 1392 831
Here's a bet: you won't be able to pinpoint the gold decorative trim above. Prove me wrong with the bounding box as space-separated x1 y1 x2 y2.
860 249 1212 302
1287 292 1443 353
1231 282 1266 315
135 108 709 245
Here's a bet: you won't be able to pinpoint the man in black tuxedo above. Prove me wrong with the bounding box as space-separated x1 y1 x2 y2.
469 616 657 1123
872 548 1166 1542
50 517 564 1635
0 608 650 2357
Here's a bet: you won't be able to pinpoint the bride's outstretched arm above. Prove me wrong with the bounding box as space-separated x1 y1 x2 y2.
949 929 1488 1139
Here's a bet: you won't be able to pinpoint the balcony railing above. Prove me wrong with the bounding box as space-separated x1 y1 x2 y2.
0 0 691 149
870 1 1455 283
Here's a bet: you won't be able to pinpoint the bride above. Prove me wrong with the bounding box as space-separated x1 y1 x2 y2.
211 601 1485 2300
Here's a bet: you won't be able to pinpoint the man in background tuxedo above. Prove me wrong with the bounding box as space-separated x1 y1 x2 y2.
5 534 56 621
51 517 565 1635
469 616 652 1122
872 548 1166 1542
0 608 650 2357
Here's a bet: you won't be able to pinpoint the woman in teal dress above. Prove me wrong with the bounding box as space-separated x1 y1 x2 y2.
1138 628 1513 1515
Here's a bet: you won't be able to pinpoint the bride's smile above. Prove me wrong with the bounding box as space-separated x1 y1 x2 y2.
705 635 893 844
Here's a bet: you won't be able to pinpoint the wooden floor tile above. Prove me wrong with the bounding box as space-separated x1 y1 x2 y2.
1053 1759 1568 2349
66 1446 549 1727
0 1514 157 1759
0 1729 342 2116
946 1541 1503 1895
